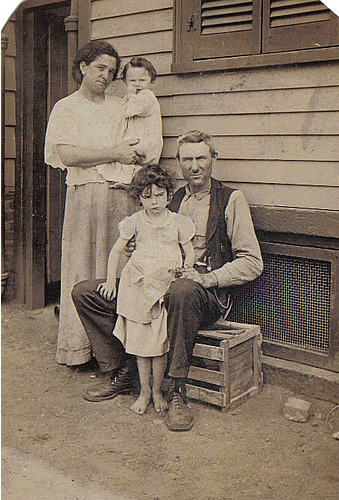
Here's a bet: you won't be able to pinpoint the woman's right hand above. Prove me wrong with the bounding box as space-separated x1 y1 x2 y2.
112 139 145 165
96 281 116 301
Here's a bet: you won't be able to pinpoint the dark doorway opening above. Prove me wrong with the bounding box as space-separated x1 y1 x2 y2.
19 1 70 307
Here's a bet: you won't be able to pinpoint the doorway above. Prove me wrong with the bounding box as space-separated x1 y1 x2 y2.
19 1 70 308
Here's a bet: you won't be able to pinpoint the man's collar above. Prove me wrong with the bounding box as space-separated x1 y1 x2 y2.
184 179 211 200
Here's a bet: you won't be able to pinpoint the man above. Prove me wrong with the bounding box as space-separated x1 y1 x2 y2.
72 130 263 431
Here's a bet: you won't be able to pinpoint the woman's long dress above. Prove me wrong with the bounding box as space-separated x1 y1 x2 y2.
45 91 137 366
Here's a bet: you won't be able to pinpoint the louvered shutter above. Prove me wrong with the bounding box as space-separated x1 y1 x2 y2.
262 0 339 52
175 0 262 62
193 0 261 58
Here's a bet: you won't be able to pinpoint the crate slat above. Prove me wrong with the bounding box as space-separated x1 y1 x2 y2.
188 366 225 386
193 343 225 360
186 384 226 406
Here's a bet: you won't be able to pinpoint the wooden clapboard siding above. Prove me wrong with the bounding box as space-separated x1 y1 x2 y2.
162 159 338 187
218 182 338 210
158 87 339 115
156 61 339 90
91 0 173 19
4 127 16 159
3 16 17 189
104 31 172 58
162 112 338 136
5 159 15 187
162 136 339 162
91 0 173 76
5 92 16 126
91 0 339 214
91 9 172 39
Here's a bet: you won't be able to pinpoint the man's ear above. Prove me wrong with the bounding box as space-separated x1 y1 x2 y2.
79 61 87 76
211 152 218 167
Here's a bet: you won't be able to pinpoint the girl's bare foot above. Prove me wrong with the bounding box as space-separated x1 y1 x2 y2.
152 390 168 412
130 390 151 415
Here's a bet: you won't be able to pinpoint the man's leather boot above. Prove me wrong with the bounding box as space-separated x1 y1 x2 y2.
166 378 194 431
83 365 136 402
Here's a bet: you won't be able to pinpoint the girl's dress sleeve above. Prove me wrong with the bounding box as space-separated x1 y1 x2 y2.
118 213 138 240
177 214 196 245
44 99 79 170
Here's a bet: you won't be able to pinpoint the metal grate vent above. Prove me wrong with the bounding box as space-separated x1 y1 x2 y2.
201 0 253 35
228 254 331 352
270 0 330 28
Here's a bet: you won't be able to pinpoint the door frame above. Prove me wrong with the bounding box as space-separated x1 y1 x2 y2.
14 0 90 308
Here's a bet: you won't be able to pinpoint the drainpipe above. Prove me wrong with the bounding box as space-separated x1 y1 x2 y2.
1 34 9 296
64 0 79 94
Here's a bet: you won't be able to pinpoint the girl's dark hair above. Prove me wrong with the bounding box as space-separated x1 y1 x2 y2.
121 57 157 83
130 165 174 203
72 41 121 84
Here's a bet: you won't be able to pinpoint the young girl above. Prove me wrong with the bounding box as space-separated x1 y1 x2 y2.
97 165 195 415
97 57 163 185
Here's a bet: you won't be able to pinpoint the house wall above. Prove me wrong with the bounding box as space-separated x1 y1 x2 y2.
91 0 339 369
91 0 339 220
2 15 17 300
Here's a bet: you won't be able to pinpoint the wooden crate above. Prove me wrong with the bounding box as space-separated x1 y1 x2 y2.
187 320 263 411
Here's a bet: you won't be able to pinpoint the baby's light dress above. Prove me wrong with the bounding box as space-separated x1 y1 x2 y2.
97 89 163 184
113 209 195 357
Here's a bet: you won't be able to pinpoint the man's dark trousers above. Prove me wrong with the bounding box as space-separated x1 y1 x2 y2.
72 278 222 378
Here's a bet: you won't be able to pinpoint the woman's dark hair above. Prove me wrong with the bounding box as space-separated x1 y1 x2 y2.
130 165 174 203
72 41 121 84
121 57 157 83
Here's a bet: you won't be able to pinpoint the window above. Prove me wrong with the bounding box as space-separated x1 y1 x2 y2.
172 0 339 72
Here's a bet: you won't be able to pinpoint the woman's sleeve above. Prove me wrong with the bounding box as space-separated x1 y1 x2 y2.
177 214 196 245
118 214 138 240
44 100 79 170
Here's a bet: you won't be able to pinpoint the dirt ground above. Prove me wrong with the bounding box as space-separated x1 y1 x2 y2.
2 301 339 500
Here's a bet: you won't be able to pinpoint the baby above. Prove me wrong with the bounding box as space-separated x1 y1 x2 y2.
97 57 163 185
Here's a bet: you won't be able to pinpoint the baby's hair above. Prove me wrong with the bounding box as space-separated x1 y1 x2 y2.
72 41 120 84
121 57 157 83
130 165 174 203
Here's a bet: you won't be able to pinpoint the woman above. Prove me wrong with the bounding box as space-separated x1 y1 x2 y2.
45 41 143 368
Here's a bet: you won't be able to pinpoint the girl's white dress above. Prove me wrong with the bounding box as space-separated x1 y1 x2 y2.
113 209 195 357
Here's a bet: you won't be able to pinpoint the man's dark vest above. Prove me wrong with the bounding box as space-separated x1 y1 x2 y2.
169 177 235 312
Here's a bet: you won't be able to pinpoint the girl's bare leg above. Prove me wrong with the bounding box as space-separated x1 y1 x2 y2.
130 356 152 415
152 354 168 412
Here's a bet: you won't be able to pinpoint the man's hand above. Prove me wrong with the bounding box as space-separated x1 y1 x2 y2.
176 266 218 288
176 266 204 284
96 281 116 301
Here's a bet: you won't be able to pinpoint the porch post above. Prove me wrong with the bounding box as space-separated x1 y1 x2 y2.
65 0 79 94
